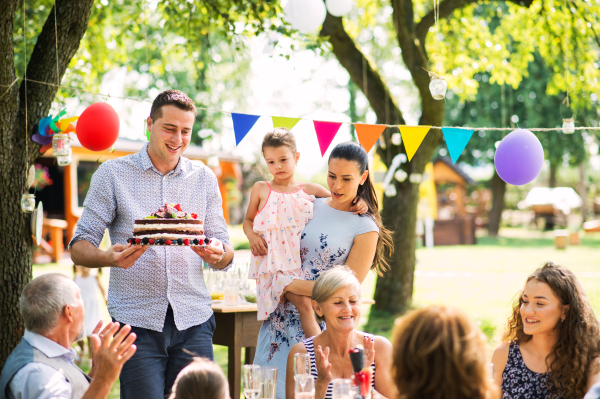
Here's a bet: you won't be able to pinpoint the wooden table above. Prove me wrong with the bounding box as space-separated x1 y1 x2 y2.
211 299 375 399
211 302 263 399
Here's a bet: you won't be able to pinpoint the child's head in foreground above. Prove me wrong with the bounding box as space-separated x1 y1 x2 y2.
169 357 229 399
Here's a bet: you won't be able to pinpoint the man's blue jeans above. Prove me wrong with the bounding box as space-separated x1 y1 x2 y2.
116 306 216 399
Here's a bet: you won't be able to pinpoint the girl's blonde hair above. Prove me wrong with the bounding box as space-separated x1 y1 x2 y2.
312 266 361 324
392 305 499 399
261 127 297 155
169 357 228 399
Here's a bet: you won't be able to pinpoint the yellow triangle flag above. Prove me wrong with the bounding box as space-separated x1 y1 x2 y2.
272 116 302 131
354 124 386 154
399 125 431 161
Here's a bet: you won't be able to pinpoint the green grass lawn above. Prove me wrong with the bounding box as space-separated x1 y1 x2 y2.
31 227 600 398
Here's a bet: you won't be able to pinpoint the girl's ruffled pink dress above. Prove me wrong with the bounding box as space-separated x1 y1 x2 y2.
249 183 315 320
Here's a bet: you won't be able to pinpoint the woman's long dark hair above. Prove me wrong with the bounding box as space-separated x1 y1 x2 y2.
329 142 393 275
502 262 600 398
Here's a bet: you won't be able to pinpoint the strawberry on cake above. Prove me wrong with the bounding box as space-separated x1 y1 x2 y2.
129 203 209 246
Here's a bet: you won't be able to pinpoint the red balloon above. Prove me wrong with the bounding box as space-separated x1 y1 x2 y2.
76 102 120 151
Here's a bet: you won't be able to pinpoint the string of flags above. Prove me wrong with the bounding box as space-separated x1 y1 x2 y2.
231 113 475 164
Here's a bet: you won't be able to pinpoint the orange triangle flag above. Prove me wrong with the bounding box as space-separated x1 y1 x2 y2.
354 124 386 153
399 125 431 161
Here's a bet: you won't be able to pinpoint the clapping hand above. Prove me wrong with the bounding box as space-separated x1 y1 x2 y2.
315 345 333 385
87 321 137 384
363 334 375 367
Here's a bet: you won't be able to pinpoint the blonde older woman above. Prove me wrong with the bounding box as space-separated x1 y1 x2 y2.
285 267 395 399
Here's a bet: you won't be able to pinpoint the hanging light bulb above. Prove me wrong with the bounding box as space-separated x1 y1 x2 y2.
429 76 447 100
394 170 408 182
56 147 73 166
384 184 397 197
391 133 402 146
21 193 35 213
52 133 71 156
562 118 575 134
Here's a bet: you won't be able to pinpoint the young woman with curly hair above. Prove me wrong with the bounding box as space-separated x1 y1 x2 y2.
491 262 600 398
392 305 499 399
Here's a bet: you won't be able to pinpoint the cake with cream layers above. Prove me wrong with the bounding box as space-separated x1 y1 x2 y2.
129 203 208 246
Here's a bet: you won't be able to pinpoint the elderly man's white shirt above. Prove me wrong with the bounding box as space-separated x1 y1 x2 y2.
8 330 77 399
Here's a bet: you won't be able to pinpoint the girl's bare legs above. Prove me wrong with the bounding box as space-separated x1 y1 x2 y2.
284 292 321 337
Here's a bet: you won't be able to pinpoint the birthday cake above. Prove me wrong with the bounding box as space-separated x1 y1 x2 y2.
128 204 209 246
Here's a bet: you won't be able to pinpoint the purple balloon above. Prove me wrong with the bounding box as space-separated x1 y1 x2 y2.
494 129 544 186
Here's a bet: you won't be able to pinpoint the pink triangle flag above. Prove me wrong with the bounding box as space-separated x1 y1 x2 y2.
313 121 343 156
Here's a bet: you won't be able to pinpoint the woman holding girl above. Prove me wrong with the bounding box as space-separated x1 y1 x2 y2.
492 262 600 398
248 132 392 398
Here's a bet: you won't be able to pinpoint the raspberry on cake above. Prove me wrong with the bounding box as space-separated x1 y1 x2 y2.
130 204 209 246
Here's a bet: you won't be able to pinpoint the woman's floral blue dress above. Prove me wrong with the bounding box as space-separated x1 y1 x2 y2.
253 198 378 398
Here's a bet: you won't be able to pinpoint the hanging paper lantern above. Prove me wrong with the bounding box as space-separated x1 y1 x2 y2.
429 76 447 100
326 0 353 16
494 129 544 186
284 0 327 34
562 118 575 134
77 103 120 151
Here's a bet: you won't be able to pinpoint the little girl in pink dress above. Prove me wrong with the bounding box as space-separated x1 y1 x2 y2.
244 128 367 337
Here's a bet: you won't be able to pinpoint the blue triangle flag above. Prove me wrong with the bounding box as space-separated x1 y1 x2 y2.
442 127 474 164
232 113 261 145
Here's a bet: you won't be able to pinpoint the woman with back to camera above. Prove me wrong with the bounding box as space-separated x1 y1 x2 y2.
253 141 393 398
392 305 499 399
491 262 600 398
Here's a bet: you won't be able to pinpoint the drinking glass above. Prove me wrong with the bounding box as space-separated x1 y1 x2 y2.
331 378 352 399
260 367 278 399
295 374 315 399
294 353 311 377
243 365 261 399
224 278 239 306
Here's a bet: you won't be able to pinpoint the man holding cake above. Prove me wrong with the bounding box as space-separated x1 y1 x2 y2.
70 90 234 399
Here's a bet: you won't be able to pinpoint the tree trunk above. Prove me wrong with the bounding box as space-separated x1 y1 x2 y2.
488 171 506 237
549 162 557 188
579 162 588 223
321 6 445 314
0 0 94 368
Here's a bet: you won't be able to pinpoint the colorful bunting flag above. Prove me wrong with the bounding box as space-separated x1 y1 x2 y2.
231 113 261 145
313 121 343 156
354 124 386 154
399 125 431 161
272 116 302 131
442 127 474 164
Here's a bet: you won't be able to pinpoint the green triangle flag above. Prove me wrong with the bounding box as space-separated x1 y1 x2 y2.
272 116 302 131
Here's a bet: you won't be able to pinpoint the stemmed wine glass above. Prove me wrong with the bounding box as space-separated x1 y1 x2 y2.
294 353 311 377
243 365 261 399
295 375 315 399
